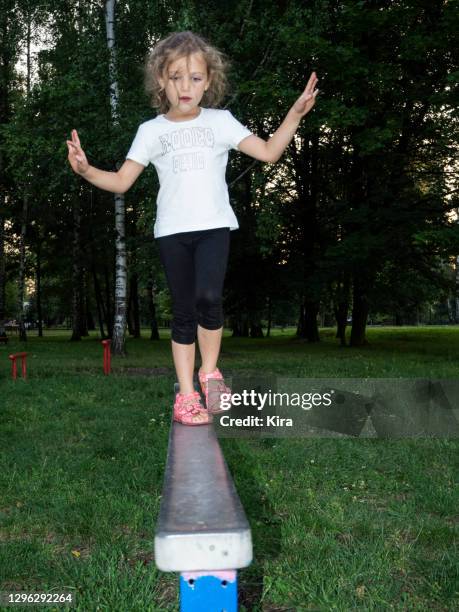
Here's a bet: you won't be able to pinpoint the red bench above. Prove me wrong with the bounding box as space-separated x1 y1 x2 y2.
9 352 28 380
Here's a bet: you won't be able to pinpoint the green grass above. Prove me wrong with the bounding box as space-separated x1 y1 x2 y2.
1 327 458 611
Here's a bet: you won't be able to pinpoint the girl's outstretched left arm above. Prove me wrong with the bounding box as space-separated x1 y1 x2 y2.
238 72 319 163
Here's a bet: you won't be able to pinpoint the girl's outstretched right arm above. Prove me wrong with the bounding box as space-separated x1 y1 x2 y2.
66 129 144 194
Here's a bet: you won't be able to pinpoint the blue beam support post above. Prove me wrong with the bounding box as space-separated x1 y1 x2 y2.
180 570 237 612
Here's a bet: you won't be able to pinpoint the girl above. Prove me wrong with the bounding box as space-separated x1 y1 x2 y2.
66 30 318 426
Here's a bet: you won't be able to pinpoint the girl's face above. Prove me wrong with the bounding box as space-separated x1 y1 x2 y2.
159 52 211 118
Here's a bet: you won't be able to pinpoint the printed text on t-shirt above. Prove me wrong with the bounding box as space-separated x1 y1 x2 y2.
159 127 215 174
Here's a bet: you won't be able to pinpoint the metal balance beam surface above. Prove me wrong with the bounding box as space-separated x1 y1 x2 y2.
154 385 252 572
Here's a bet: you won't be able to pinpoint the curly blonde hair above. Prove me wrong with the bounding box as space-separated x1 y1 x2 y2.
144 31 230 114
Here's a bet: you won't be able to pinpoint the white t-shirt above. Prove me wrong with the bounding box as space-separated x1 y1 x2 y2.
125 107 253 238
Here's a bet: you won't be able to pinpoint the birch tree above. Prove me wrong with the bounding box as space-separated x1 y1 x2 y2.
105 0 127 355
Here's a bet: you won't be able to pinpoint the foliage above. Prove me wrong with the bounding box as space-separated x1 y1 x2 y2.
1 0 458 342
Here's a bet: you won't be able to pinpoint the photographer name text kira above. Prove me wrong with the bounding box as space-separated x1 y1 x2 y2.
219 415 293 427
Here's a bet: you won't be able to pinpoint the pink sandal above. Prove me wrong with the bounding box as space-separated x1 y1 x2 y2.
173 391 212 426
198 367 232 414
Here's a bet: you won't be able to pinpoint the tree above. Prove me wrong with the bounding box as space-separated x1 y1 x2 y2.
105 0 127 354
0 0 27 339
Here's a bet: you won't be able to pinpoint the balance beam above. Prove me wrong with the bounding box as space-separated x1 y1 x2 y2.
154 384 252 610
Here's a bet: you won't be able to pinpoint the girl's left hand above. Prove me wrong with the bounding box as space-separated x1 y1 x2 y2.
292 72 319 117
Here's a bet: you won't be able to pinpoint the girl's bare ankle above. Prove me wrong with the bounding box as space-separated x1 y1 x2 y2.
199 366 217 376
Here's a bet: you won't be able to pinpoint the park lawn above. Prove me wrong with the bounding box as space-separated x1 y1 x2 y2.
0 327 458 611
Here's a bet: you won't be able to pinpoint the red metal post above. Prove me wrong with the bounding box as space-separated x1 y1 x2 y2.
101 340 111 375
9 355 17 380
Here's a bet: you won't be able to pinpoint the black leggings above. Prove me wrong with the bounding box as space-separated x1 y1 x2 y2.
157 227 230 344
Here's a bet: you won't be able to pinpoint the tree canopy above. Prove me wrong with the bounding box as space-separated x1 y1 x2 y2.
1 0 458 346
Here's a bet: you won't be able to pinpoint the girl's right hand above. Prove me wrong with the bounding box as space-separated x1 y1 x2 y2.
66 129 89 175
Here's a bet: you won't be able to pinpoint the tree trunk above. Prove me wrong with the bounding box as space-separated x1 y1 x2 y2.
231 313 249 337
127 274 140 337
335 302 348 346
81 271 89 336
304 299 320 342
249 321 264 338
104 263 114 336
131 273 140 338
293 131 321 344
334 274 350 346
112 194 127 351
18 192 28 342
92 263 106 338
0 212 6 339
297 297 319 342
127 281 134 336
36 233 43 337
88 192 107 338
147 278 160 340
350 272 371 347
447 298 454 324
17 12 34 342
266 295 271 338
85 297 95 330
71 198 84 341
105 0 127 355
455 255 459 323
0 1 21 340
296 300 305 337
